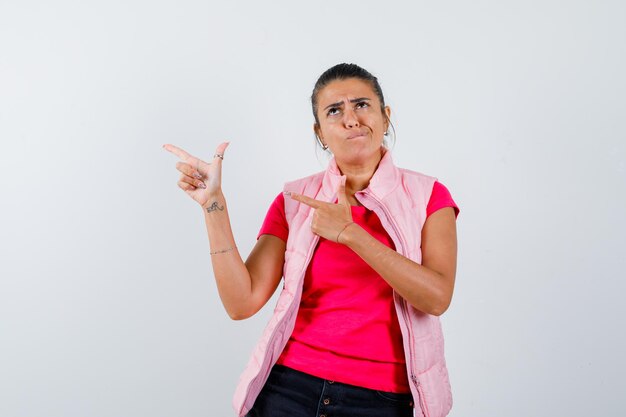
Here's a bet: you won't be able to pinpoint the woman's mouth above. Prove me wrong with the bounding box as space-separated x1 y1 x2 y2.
347 131 367 140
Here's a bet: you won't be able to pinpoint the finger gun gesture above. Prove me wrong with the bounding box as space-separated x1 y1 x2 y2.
290 176 356 244
163 142 229 207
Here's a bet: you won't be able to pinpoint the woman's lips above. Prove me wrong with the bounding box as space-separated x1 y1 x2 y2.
347 131 367 139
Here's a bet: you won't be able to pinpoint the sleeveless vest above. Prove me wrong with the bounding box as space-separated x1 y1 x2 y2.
233 150 453 417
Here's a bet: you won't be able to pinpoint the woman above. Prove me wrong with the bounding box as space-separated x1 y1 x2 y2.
164 63 459 417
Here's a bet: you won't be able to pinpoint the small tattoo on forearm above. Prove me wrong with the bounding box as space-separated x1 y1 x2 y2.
205 201 224 213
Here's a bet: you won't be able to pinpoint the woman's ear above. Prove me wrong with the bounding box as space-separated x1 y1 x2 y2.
313 123 329 150
313 123 322 140
384 106 392 130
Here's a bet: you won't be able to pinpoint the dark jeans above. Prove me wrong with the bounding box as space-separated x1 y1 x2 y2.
245 364 415 417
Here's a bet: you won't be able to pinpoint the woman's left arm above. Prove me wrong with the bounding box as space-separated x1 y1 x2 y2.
290 180 458 316
341 207 457 316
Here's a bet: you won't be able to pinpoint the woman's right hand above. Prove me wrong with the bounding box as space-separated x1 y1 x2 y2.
163 142 229 207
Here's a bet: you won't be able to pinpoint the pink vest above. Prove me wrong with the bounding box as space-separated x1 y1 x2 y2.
233 150 453 417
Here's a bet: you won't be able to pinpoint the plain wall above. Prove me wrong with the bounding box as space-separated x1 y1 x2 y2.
1 1 625 416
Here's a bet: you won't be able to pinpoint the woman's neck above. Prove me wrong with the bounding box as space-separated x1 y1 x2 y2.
336 148 384 202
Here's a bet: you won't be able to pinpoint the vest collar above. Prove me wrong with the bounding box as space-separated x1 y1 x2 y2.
320 147 401 201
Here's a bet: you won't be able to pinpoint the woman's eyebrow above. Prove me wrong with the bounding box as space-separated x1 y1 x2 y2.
323 97 371 111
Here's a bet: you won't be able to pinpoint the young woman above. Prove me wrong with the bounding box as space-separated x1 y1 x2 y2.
164 63 459 417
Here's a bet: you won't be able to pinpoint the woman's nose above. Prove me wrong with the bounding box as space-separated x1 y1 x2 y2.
343 108 360 128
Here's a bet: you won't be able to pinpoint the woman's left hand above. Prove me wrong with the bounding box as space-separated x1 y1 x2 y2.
289 176 355 243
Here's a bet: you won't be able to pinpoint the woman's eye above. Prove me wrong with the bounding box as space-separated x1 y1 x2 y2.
327 108 340 116
355 101 369 109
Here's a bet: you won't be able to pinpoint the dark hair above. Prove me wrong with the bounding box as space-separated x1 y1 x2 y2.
311 63 386 125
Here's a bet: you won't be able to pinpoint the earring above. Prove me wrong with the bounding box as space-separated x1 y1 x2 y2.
316 135 329 150
384 131 389 136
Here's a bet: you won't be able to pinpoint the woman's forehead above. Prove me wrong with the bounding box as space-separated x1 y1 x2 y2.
317 78 378 104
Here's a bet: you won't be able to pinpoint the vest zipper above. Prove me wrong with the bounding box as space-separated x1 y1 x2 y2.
358 190 430 416
412 373 430 417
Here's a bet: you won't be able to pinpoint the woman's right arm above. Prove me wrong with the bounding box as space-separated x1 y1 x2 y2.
201 191 285 320
164 142 284 320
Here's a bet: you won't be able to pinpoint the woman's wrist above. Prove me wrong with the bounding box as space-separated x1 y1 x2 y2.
337 222 364 246
202 191 225 211
336 222 355 244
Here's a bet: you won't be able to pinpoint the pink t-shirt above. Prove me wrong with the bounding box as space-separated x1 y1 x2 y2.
257 181 459 393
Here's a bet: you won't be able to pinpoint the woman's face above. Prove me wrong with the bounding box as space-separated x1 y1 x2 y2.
314 77 391 167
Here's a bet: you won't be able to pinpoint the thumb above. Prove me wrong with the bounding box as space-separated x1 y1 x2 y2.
337 175 349 206
213 141 230 163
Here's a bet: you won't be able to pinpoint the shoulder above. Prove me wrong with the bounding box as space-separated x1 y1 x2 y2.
393 167 439 197
391 164 459 217
397 166 438 184
427 180 460 219
281 170 326 223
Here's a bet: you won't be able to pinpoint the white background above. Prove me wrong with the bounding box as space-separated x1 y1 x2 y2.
1 1 625 416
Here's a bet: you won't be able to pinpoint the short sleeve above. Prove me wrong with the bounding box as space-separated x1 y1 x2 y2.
257 192 289 242
426 181 460 219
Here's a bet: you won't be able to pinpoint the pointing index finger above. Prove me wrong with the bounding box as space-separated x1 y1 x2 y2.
163 144 192 160
289 192 323 209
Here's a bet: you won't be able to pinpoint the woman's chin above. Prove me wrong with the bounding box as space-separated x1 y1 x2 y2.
336 146 383 166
